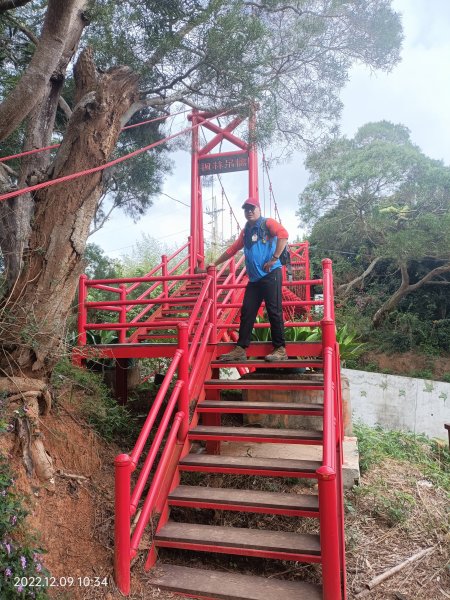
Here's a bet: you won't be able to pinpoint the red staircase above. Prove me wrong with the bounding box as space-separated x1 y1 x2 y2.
75 244 347 599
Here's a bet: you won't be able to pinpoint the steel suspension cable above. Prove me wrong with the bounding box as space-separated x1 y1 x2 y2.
262 152 282 223
0 110 229 203
0 108 190 164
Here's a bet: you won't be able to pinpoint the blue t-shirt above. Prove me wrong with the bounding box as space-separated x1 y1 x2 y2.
243 217 281 282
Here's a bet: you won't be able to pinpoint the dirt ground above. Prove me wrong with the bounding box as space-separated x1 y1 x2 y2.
361 351 450 380
4 381 449 600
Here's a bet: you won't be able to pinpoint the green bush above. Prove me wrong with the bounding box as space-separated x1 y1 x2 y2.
354 423 450 492
52 360 139 445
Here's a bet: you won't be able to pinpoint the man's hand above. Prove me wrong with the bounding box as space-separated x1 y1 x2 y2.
263 258 277 273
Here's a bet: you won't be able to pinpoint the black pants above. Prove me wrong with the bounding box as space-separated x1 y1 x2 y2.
237 268 285 348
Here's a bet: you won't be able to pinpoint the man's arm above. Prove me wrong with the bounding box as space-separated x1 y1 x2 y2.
210 230 245 267
263 218 288 272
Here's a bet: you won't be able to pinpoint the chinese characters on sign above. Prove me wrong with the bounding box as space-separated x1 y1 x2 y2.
198 153 249 176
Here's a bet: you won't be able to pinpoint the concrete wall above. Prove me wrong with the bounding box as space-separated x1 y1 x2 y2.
343 368 450 440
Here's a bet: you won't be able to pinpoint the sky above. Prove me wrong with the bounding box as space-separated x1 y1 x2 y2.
91 0 450 260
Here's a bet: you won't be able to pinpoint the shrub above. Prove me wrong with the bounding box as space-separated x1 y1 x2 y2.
0 457 49 599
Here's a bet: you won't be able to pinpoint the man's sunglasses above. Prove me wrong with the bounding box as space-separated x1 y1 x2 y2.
243 206 256 212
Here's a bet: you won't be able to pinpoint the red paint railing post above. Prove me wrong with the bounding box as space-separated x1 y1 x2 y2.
119 284 127 343
304 241 312 320
161 254 168 310
114 453 131 596
207 265 217 345
317 468 342 599
161 254 168 292
190 111 199 274
177 323 190 441
248 107 259 199
77 274 87 346
321 259 336 350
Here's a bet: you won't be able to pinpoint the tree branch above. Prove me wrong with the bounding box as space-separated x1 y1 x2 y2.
0 0 33 13
372 261 450 327
58 96 72 120
0 0 87 142
337 257 381 296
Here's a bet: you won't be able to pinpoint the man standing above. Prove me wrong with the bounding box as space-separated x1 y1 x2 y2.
212 197 289 362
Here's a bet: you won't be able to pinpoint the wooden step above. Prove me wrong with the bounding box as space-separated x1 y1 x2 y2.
189 425 322 444
179 453 321 477
168 485 319 517
197 400 323 415
147 564 322 600
155 522 321 561
211 359 323 369
216 341 323 359
204 379 324 391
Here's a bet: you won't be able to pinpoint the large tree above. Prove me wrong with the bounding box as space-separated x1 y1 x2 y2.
298 121 450 327
0 1 403 380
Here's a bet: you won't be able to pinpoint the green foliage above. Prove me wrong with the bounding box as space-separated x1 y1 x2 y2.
408 369 434 380
354 423 450 492
51 360 139 445
301 120 450 339
0 456 49 599
252 319 366 363
353 484 416 526
81 1 402 149
83 243 122 280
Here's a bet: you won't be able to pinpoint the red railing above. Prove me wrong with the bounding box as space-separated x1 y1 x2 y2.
77 245 345 599
318 258 345 599
77 240 192 347
113 273 216 594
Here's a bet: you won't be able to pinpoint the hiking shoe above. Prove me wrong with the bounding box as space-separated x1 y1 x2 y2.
218 346 247 362
265 346 288 362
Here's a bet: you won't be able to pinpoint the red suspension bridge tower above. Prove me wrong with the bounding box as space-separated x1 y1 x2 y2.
74 107 346 600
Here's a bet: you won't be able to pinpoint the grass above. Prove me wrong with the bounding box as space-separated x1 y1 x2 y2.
51 359 140 445
354 423 450 493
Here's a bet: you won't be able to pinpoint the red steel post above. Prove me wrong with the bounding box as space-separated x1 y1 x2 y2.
114 453 132 595
161 254 168 310
190 111 199 274
77 274 87 346
317 467 342 599
119 284 127 343
304 241 312 320
162 254 168 297
321 258 336 350
207 266 217 345
177 323 190 441
248 109 259 200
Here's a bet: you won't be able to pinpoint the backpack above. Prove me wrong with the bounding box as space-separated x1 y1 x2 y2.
258 218 291 267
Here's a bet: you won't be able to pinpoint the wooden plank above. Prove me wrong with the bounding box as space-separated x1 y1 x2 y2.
148 564 322 600
205 379 323 387
204 381 324 393
179 453 321 475
168 485 319 512
197 400 323 414
211 359 323 369
155 522 321 556
189 425 322 442
216 341 323 359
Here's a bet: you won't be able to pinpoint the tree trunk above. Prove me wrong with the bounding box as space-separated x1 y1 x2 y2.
0 3 87 289
0 0 87 141
372 261 450 327
1 48 139 379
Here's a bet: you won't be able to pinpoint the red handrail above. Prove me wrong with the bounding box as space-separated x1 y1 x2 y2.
130 411 184 558
129 350 183 467
91 243 345 598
